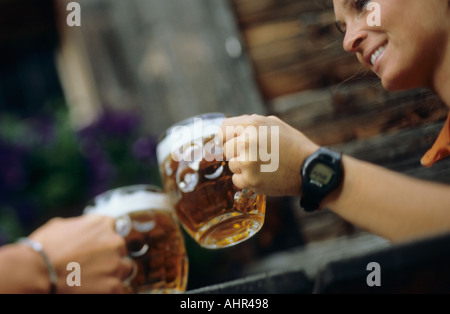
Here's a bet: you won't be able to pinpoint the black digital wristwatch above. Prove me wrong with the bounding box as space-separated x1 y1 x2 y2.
300 147 343 212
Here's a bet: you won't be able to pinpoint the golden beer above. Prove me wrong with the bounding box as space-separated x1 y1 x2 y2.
157 113 266 249
84 185 188 294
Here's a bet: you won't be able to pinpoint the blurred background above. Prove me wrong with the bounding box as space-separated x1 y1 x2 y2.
1 0 449 291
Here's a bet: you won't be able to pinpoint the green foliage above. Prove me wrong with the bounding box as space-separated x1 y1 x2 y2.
0 105 160 244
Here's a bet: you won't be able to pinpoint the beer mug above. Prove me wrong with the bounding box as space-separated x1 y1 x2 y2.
83 185 188 294
157 113 266 249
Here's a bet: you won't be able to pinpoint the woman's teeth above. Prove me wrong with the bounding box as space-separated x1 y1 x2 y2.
371 45 386 66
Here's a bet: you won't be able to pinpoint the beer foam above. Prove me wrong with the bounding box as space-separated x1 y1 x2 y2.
84 188 172 217
157 114 225 164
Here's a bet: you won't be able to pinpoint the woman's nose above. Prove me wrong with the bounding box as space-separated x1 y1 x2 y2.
343 23 368 53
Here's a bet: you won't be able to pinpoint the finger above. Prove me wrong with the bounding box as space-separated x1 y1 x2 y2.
115 235 128 257
228 158 242 174
106 228 128 257
223 137 238 160
121 256 138 283
231 173 246 190
121 257 137 294
217 124 226 144
103 215 116 229
267 115 281 123
220 117 250 144
221 125 244 146
120 257 137 294
237 131 259 163
232 174 264 195
85 214 116 230
220 115 250 129
224 133 255 162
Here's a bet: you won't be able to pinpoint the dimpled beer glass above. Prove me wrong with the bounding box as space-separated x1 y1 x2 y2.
157 113 266 249
83 185 188 294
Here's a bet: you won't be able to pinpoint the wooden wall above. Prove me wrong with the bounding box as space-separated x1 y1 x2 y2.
55 0 267 133
231 0 365 100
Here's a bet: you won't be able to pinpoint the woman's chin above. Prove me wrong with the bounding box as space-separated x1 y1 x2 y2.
381 79 401 91
380 74 419 92
379 66 430 91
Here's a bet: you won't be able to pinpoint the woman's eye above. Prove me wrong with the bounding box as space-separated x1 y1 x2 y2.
353 0 369 12
335 0 371 35
335 21 346 35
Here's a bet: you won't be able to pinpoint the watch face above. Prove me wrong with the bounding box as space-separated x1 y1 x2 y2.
309 162 334 186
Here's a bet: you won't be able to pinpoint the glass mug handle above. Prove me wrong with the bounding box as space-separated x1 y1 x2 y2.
115 216 139 285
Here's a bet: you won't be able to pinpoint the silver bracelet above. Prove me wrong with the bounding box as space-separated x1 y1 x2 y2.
18 237 58 294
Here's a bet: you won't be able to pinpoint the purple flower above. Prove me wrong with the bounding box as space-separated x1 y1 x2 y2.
132 135 158 164
0 139 28 195
78 108 141 139
0 230 8 246
31 115 56 147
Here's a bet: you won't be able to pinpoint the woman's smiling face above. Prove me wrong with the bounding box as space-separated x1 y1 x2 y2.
333 0 450 91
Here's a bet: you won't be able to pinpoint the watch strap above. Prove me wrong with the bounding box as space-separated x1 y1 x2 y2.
300 196 322 212
300 147 343 212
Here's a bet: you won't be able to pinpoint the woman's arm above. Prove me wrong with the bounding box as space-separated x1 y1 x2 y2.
325 155 450 242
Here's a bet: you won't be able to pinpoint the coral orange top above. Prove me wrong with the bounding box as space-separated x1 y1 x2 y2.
421 112 450 167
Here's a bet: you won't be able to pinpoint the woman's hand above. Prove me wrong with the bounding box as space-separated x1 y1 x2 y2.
220 114 319 196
